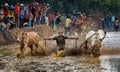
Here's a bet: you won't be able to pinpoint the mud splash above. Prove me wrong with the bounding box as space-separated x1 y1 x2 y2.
0 45 101 72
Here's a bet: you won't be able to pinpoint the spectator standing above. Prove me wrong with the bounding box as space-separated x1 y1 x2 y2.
101 17 105 30
33 3 40 25
65 16 71 35
48 12 55 29
114 17 119 31
81 13 86 23
14 3 20 27
60 14 66 30
55 12 61 30
19 4 24 28
9 5 15 18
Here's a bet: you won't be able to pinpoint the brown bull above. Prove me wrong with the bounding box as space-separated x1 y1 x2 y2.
16 31 40 58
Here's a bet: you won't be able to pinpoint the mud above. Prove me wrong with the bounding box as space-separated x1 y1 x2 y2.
0 25 52 46
101 32 120 55
0 45 101 72
0 23 104 72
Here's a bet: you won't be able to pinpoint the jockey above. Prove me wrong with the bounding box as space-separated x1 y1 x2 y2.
45 30 78 55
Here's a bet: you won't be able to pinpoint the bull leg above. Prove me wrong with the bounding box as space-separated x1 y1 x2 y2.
85 41 88 49
35 44 39 54
21 45 27 58
18 47 26 59
17 46 24 58
93 46 100 57
20 46 23 53
84 41 88 54
87 44 92 55
91 46 96 57
30 45 34 55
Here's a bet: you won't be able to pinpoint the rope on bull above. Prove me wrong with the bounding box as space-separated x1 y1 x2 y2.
79 32 98 49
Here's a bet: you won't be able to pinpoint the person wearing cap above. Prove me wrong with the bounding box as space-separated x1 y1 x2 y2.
4 3 9 17
45 30 78 56
4 3 9 7
9 5 15 18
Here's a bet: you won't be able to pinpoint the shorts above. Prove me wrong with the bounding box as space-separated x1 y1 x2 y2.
57 45 65 51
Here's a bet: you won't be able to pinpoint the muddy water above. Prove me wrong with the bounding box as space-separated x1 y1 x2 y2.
100 55 120 72
100 32 120 72
0 45 101 72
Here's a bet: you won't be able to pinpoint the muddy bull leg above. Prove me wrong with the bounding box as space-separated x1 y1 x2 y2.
19 44 28 58
45 40 47 46
30 45 34 55
18 48 26 58
75 39 77 48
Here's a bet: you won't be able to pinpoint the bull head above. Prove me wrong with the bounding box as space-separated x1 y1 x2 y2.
16 30 26 43
98 30 106 42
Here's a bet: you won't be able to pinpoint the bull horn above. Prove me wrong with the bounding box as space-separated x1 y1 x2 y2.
103 31 106 40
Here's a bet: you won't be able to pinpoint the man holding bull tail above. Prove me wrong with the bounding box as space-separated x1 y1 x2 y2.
45 30 78 56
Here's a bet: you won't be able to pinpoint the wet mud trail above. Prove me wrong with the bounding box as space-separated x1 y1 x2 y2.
0 23 105 72
0 42 101 72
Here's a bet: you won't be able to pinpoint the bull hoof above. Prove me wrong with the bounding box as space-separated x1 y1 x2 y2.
16 53 22 59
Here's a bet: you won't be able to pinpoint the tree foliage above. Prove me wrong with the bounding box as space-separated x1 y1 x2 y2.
1 0 120 15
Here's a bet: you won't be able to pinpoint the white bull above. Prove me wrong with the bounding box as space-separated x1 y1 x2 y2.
85 29 106 56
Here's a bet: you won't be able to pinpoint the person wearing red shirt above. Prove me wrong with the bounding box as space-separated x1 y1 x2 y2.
14 3 20 27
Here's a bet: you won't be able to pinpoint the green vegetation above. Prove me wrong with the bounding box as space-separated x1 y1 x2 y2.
1 0 120 15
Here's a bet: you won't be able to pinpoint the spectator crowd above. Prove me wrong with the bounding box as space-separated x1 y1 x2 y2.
0 1 119 33
0 1 50 31
0 1 87 35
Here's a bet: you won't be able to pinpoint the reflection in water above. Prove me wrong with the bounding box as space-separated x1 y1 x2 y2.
100 55 120 72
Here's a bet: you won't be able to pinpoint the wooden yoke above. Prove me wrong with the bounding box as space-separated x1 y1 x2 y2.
44 37 78 48
44 37 53 47
68 37 79 48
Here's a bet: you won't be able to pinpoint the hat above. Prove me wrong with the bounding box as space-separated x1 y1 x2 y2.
47 3 49 6
9 5 14 10
4 3 9 6
20 4 24 6
36 3 39 5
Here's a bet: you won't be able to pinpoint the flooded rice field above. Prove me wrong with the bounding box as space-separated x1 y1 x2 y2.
1 32 120 72
0 45 101 72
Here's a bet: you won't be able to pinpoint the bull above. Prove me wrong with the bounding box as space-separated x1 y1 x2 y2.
16 31 40 58
84 29 106 57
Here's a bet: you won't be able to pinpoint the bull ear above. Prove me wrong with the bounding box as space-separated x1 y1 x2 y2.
20 30 25 35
